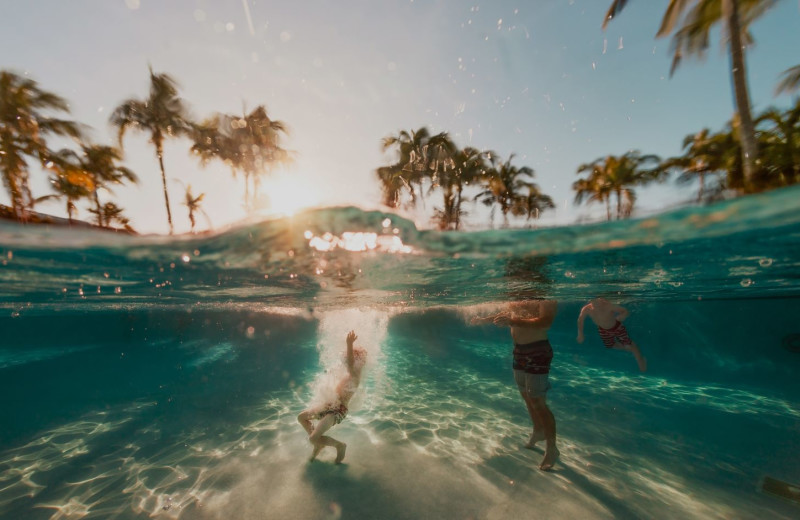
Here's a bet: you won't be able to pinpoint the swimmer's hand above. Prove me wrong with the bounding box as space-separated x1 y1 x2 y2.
492 313 511 326
346 331 357 345
577 333 585 344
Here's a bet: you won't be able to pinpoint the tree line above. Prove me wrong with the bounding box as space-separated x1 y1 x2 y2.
571 96 800 220
375 95 800 229
0 68 290 233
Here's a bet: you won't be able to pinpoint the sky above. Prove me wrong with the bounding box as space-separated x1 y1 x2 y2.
1 0 799 234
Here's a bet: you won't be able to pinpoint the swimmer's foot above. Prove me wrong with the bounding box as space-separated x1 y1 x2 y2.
524 431 546 449
309 444 323 462
335 443 347 464
539 447 560 471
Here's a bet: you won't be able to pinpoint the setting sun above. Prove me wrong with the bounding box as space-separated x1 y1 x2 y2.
255 173 323 216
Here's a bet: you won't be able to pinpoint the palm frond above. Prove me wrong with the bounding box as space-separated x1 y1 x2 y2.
775 65 800 96
602 0 630 29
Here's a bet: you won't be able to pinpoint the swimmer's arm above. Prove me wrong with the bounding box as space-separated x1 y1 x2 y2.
345 330 357 371
577 305 589 343
470 312 507 325
507 301 557 329
612 305 630 322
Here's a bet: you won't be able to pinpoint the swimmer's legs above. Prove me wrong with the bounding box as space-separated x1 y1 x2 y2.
527 395 558 471
308 414 347 463
297 410 315 435
613 341 647 372
520 392 546 448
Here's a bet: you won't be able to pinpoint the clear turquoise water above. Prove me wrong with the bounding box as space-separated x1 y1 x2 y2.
1 187 799 519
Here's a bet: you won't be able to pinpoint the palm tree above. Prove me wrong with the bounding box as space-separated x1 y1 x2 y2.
512 183 557 223
475 154 554 227
422 132 463 230
663 128 721 202
45 144 137 226
81 145 137 226
191 105 290 209
604 0 774 191
0 70 81 218
89 202 134 232
573 173 613 220
45 149 94 222
445 146 492 230
377 127 433 209
182 184 208 233
756 99 800 187
574 151 664 219
110 68 192 234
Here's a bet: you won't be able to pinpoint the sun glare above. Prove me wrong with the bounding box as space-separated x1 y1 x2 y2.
257 173 323 216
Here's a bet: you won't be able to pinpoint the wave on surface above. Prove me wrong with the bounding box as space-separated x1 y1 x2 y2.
1 185 799 310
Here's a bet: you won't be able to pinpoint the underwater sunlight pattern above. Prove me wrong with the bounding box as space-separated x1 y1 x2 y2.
1 186 800 519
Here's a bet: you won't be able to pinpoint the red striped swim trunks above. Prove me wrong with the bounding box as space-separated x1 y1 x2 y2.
597 321 632 348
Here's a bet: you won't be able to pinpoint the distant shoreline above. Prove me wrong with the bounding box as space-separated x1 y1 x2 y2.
0 205 135 234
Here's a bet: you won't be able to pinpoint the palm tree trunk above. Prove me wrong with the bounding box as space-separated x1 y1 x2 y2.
697 173 705 202
155 141 174 234
93 191 103 227
605 197 611 221
2 171 23 218
616 189 622 219
454 184 463 230
723 0 758 191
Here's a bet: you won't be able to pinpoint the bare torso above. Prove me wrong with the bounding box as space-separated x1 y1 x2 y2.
335 365 363 405
336 377 356 404
509 300 557 344
584 298 619 329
